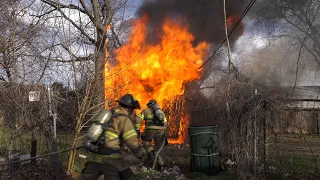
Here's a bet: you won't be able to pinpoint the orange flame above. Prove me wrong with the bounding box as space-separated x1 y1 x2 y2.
104 24 112 56
167 112 190 144
104 15 209 144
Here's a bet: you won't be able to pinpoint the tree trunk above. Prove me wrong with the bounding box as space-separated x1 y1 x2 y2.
94 43 107 106
67 130 79 175
94 10 112 106
67 111 84 174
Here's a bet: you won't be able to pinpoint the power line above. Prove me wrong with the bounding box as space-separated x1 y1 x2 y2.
198 0 257 69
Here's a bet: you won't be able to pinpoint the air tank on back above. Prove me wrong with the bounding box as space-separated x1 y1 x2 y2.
153 103 164 121
85 109 113 142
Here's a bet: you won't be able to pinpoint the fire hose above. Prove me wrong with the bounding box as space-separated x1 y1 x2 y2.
0 146 84 167
1 132 168 170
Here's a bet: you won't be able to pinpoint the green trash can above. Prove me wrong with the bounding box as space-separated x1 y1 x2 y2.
189 125 219 175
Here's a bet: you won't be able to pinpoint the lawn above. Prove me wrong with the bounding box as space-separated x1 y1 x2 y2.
267 133 320 179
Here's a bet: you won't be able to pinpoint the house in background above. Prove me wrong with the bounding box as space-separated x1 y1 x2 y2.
269 86 320 134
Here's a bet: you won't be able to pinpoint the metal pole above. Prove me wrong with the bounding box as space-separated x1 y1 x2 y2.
48 87 56 140
48 86 58 165
48 87 53 116
53 113 57 139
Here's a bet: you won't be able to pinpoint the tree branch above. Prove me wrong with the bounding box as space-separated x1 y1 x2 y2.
31 8 56 18
291 2 320 97
41 0 86 14
43 54 95 63
41 0 96 44
38 42 96 63
91 0 106 36
111 26 122 47
199 82 223 90
79 0 94 21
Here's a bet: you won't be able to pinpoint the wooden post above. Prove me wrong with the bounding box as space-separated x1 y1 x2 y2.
31 132 37 165
317 113 319 135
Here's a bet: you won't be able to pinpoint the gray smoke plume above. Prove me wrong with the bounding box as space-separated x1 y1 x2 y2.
136 0 250 45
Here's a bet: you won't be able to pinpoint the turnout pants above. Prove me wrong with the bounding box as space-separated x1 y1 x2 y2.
78 157 133 180
141 129 166 166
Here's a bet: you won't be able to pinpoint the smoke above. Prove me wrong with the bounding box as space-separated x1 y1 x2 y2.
234 35 320 89
136 0 250 45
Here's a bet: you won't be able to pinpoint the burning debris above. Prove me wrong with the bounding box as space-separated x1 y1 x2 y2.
104 15 209 143
104 0 247 144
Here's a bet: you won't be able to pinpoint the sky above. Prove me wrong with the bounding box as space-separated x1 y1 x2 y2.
21 0 320 87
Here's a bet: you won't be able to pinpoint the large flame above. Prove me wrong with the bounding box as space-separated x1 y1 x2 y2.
104 15 209 144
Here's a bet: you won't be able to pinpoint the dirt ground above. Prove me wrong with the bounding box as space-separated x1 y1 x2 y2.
2 134 319 179
99 144 230 180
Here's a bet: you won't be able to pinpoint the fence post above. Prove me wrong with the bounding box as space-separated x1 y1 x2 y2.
31 132 37 165
48 86 61 179
317 113 319 134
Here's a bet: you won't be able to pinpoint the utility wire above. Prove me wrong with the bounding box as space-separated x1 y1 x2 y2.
198 0 257 69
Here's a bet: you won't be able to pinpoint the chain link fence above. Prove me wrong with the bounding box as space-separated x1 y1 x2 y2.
0 82 89 179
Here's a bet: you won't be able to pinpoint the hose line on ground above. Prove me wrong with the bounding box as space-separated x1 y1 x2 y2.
0 146 84 167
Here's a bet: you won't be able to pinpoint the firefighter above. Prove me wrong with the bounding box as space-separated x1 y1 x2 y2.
78 94 147 180
135 99 168 171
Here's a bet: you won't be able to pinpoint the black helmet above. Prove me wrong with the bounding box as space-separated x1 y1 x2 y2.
147 99 157 108
116 94 141 109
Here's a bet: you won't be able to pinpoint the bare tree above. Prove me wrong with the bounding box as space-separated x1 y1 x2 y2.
0 0 57 164
255 0 320 65
0 0 51 83
39 0 128 104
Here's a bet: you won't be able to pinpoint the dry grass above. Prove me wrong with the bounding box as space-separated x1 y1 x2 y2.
267 134 320 178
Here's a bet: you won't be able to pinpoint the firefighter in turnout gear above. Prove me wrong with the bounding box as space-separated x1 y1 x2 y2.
135 99 168 171
79 94 147 180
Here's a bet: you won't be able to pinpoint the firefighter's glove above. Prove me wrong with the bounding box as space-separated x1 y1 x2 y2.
140 132 147 141
136 148 148 166
147 150 156 159
139 155 149 166
83 141 99 152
